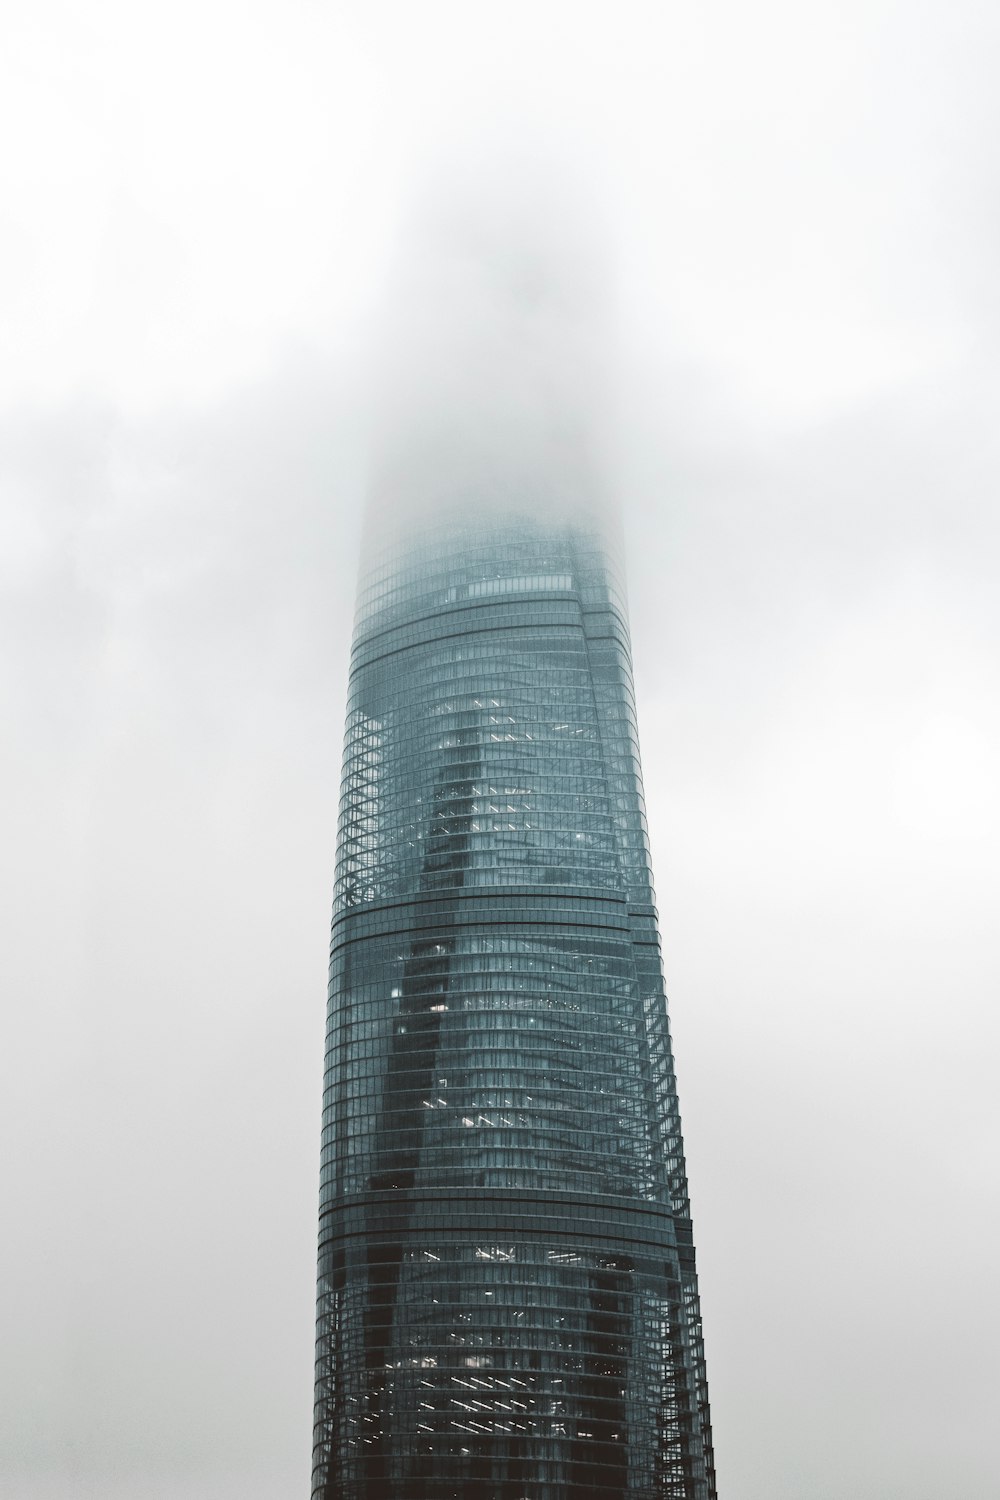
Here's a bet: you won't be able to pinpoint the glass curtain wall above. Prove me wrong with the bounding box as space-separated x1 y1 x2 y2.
313 500 715 1500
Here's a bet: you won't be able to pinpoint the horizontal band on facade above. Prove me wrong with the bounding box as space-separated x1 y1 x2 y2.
354 588 581 646
332 885 629 927
315 1458 706 1495
351 610 586 676
317 1237 683 1282
329 913 653 958
329 904 663 947
351 591 631 658
317 1239 686 1277
330 889 661 918
352 609 632 681
318 1190 682 1243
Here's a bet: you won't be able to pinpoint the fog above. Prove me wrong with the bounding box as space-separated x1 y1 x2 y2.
3 3 999 1497
364 154 616 556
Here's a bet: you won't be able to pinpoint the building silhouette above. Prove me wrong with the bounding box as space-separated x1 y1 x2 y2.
312 489 715 1498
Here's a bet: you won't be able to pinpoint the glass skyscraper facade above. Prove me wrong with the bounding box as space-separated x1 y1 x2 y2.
312 497 715 1499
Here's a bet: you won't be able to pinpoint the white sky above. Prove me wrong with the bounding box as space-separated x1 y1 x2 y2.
3 2 999 1496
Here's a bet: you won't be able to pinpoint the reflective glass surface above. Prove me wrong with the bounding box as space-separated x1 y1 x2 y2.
313 504 715 1498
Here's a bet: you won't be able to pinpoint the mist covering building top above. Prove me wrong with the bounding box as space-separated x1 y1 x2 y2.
312 175 715 1498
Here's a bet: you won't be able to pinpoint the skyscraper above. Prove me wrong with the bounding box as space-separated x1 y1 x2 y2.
312 489 715 1497
311 182 714 1496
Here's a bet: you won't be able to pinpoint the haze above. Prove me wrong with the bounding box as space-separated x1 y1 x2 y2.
3 3 999 1498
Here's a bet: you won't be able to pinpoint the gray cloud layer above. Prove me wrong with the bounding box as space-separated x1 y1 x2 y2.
3 2 999 1497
